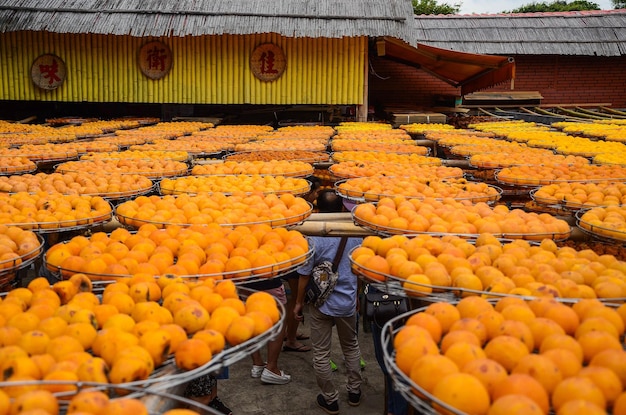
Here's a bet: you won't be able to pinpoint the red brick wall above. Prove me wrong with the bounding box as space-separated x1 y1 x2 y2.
369 55 626 109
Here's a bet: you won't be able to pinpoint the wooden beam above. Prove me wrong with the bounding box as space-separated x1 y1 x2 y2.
537 103 612 108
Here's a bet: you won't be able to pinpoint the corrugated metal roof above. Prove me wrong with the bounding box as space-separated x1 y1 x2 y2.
0 0 417 43
414 9 626 56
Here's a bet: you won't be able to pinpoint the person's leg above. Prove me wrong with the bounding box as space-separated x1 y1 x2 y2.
310 306 338 403
265 319 286 375
335 314 362 395
207 381 233 415
250 349 267 378
260 285 291 384
251 350 265 367
283 277 310 351
285 277 298 341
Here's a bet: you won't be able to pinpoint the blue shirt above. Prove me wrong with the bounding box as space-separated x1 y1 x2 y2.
298 236 363 317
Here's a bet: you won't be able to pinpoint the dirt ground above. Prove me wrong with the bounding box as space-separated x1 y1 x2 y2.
217 302 388 415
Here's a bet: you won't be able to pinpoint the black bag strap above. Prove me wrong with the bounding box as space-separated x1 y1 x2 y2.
332 237 348 272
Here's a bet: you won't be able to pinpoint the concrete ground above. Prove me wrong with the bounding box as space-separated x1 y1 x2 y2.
218 303 387 415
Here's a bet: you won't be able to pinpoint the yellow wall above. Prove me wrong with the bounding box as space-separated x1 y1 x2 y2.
0 32 366 105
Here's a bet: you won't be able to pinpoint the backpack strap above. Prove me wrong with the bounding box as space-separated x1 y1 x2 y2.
331 236 348 273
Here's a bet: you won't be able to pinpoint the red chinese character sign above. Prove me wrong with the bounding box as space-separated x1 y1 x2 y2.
250 43 286 82
31 54 66 90
139 41 173 80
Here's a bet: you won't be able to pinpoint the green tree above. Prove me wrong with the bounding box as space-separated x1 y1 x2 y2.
612 0 626 7
507 0 600 12
412 0 461 15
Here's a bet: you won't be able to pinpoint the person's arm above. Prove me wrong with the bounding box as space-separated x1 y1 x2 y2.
294 273 310 321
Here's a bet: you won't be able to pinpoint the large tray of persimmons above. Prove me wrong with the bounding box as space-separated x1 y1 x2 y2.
495 163 626 187
328 161 464 180
351 195 571 242
347 231 624 301
380 294 626 415
335 177 502 204
114 193 313 229
0 192 113 233
530 181 626 212
157 175 311 198
0 274 287 399
0 225 44 288
44 222 313 285
576 205 626 244
0 171 154 201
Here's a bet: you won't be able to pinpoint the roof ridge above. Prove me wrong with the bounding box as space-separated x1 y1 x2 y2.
418 9 626 18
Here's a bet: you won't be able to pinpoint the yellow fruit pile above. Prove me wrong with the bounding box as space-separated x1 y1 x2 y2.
56 159 189 179
184 133 253 147
225 150 329 163
129 139 227 155
0 225 42 271
533 182 626 209
0 123 78 145
0 134 47 146
554 120 626 140
425 130 497 142
351 232 622 300
45 223 309 281
337 177 500 203
554 137 625 158
233 139 327 152
0 192 112 230
115 192 311 229
328 161 463 180
0 144 79 162
392 295 626 415
578 205 626 242
159 175 310 196
260 125 335 140
470 120 551 137
0 172 153 199
118 121 211 138
98 133 150 147
330 139 429 154
448 141 529 157
399 123 456 134
593 149 626 166
352 196 570 239
80 149 190 162
0 273 280 401
61 120 135 137
333 129 412 141
335 122 394 132
470 152 588 169
195 124 274 139
497 163 626 186
191 160 314 178
60 141 119 155
331 151 441 165
0 157 36 174
0 120 70 134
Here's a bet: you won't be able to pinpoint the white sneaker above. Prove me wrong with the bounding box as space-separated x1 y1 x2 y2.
260 368 291 385
251 363 267 378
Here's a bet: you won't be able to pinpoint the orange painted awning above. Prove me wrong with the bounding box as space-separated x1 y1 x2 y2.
376 37 516 95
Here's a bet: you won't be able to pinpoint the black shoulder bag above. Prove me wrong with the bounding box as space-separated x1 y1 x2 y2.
364 285 409 328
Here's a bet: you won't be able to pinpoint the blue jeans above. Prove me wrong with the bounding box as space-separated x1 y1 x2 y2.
371 321 409 415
